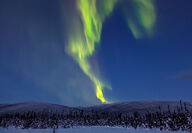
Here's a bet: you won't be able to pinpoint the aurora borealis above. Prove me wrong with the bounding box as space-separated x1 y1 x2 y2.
0 0 192 106
65 0 156 103
66 0 117 103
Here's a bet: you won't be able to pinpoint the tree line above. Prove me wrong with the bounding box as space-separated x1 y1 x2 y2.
0 101 192 131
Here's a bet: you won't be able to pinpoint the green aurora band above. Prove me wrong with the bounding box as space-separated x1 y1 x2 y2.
124 0 156 38
66 0 156 103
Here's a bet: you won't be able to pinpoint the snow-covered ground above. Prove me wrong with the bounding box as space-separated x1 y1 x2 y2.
0 127 189 133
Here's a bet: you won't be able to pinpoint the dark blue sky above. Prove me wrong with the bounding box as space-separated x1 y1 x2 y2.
0 0 192 106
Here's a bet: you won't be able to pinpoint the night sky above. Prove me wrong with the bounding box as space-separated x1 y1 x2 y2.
0 0 192 106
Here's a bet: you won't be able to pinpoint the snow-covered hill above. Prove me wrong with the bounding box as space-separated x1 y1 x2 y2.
0 102 79 115
83 101 192 115
0 101 192 116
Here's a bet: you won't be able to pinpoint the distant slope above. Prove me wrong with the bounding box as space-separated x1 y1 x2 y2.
0 102 79 115
1 101 192 116
83 101 192 115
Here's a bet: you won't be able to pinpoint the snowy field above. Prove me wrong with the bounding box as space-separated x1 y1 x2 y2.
0 127 189 133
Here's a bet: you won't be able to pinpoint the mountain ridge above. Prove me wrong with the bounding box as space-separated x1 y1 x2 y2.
1 100 192 116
